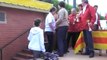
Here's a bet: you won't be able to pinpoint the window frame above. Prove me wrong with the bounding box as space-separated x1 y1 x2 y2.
0 11 7 24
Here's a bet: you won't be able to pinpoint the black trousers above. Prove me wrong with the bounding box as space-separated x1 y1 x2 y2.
56 26 68 56
45 32 54 53
32 50 44 60
93 24 98 31
66 32 80 50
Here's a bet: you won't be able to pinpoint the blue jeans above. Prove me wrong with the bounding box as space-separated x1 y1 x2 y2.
83 30 94 54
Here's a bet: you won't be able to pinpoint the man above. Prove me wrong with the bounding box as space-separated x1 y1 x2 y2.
81 0 96 58
93 5 101 30
28 19 45 60
45 7 57 53
105 13 107 20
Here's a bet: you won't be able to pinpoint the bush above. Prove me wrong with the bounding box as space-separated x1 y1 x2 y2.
100 15 105 20
41 0 72 14
65 4 72 14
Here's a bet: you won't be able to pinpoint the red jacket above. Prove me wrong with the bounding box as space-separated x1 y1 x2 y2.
68 14 76 32
105 13 107 20
80 4 96 30
68 14 83 32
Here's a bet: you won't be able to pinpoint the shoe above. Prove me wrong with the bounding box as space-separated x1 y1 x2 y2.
82 52 89 55
89 52 94 58
54 51 64 57
59 54 64 57
64 50 69 54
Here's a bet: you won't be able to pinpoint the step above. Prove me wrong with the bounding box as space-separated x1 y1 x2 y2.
21 49 33 54
16 52 34 59
12 56 32 60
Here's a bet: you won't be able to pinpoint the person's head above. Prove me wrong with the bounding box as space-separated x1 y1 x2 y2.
94 5 98 12
71 8 76 15
50 7 57 15
34 19 41 27
58 1 65 9
78 4 83 10
81 0 88 6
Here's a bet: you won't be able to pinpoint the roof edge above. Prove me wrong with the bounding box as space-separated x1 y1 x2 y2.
0 2 49 13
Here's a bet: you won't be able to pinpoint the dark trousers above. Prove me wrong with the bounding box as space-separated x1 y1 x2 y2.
45 32 54 53
83 30 94 54
56 26 68 56
32 50 43 60
66 32 80 50
93 24 98 31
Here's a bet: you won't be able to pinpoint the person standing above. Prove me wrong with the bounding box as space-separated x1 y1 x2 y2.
66 8 80 51
81 0 96 58
93 5 102 30
56 1 69 57
105 13 107 20
45 7 57 53
27 19 45 60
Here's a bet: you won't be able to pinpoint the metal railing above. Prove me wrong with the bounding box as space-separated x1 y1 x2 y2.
0 28 30 60
0 49 2 60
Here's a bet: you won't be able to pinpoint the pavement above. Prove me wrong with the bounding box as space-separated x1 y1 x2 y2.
59 49 107 60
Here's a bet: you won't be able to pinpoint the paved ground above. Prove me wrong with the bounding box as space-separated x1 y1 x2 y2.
59 49 107 60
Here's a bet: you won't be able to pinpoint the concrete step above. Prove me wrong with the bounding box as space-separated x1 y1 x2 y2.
21 49 33 54
12 56 32 60
16 52 33 59
12 49 34 60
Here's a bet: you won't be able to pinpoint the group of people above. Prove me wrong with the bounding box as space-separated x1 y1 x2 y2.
27 0 102 60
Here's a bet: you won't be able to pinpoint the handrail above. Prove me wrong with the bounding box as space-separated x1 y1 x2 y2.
1 28 30 49
0 49 2 60
0 28 30 60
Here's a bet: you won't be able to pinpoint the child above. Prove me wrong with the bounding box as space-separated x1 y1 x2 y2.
27 19 45 60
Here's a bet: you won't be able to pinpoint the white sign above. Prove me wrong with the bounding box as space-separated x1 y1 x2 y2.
100 20 107 30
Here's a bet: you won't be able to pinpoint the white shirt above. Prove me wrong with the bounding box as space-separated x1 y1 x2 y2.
27 27 45 52
83 5 87 14
45 12 56 32
94 13 98 24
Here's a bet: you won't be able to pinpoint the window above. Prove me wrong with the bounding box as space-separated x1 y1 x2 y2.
0 11 6 23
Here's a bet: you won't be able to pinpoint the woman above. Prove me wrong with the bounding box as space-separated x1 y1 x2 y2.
66 4 83 51
56 1 69 57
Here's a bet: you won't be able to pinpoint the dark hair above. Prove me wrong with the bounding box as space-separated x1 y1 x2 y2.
58 1 65 8
78 4 83 7
82 0 88 4
94 5 98 8
50 7 56 12
34 19 41 26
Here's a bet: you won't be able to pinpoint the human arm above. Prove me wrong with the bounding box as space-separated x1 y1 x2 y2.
39 30 46 52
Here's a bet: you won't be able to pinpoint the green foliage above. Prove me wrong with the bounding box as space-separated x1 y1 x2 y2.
100 15 105 20
52 0 72 14
51 0 59 8
65 4 72 14
41 0 72 14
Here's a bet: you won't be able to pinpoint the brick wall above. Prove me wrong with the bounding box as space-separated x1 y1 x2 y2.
0 7 47 60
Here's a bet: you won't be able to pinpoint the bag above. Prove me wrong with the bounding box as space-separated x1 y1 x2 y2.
44 52 59 60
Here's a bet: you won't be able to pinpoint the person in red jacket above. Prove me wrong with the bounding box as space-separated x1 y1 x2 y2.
81 0 96 58
66 5 83 52
93 5 102 30
105 13 107 20
66 8 77 51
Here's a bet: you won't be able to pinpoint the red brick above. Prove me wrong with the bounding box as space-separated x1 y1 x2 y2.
0 7 47 60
